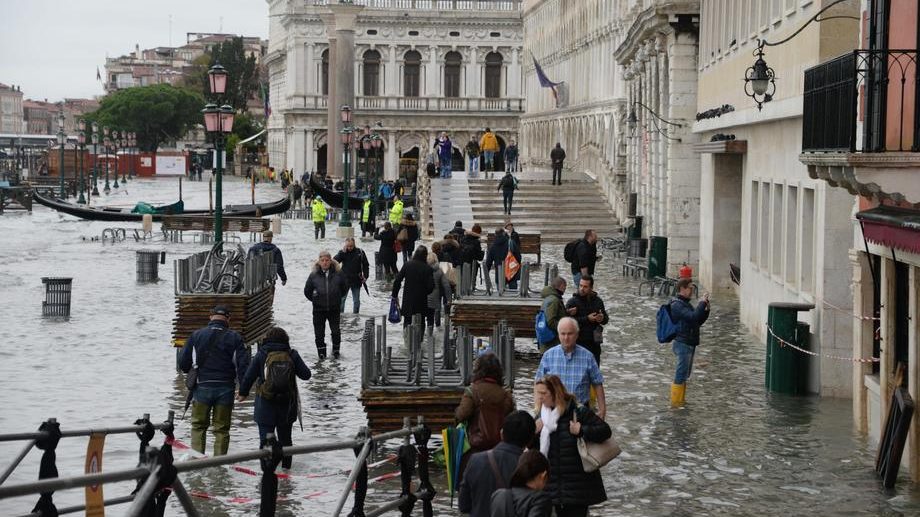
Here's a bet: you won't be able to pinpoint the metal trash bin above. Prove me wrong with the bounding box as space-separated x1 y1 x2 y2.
136 250 165 283
42 277 72 318
648 235 668 278
765 302 814 395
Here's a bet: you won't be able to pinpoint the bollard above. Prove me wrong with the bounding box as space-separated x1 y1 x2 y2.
765 302 815 395
142 214 153 234
136 251 162 283
271 215 281 235
41 277 72 318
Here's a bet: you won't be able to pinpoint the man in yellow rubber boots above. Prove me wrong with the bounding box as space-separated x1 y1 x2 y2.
668 278 710 407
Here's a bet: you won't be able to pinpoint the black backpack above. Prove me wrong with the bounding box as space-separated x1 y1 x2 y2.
564 239 581 263
258 350 295 400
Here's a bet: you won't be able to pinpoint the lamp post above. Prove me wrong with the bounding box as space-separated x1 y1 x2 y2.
119 133 128 182
370 128 382 198
128 132 136 179
112 130 121 189
103 127 111 194
56 108 66 198
339 105 354 229
77 123 86 204
202 62 233 246
91 122 99 196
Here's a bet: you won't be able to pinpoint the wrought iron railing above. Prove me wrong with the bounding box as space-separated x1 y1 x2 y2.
802 49 920 153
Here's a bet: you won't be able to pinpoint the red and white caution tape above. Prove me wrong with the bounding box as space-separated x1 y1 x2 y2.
822 300 880 321
767 325 879 363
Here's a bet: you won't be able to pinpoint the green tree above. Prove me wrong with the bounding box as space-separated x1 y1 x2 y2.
85 84 204 152
205 37 260 112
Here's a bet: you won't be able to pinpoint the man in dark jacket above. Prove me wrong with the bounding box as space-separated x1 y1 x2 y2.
550 143 566 185
503 140 519 173
497 171 518 215
304 251 347 359
465 137 480 178
503 222 521 248
450 220 466 242
290 181 304 209
565 275 609 366
670 278 710 407
571 229 598 286
248 231 287 286
179 305 250 455
333 238 370 314
237 326 311 468
538 277 567 350
485 228 522 289
392 246 435 327
458 410 536 517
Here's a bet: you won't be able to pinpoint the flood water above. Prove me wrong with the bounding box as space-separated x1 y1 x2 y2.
1 177 919 516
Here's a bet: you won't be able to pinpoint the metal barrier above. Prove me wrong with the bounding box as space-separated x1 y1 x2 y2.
41 277 72 318
173 242 274 295
101 228 127 243
136 250 165 283
0 412 436 517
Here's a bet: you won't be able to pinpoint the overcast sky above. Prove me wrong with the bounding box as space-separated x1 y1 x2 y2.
0 0 268 103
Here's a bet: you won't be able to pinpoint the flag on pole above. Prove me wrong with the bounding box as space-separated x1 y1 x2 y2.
259 82 271 118
96 67 102 82
532 55 568 108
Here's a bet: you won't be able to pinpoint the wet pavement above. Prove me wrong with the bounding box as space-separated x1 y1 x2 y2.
1 177 919 515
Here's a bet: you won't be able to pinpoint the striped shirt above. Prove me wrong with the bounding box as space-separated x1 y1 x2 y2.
534 344 604 404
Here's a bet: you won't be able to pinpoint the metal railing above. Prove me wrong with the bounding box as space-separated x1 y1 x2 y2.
802 49 920 153
305 0 521 11
299 95 525 113
0 413 436 517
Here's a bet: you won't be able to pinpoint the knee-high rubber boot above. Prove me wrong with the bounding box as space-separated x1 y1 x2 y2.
670 383 686 408
189 401 211 454
211 404 233 456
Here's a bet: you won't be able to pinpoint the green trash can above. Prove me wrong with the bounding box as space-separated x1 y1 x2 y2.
648 236 667 278
765 302 814 395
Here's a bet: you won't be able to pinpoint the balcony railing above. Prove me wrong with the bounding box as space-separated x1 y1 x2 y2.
305 0 521 11
802 49 920 153
298 94 524 112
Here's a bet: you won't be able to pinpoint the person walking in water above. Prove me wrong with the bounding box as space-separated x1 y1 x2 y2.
565 274 608 367
391 245 435 327
334 237 370 314
179 305 250 456
497 169 518 215
248 230 288 287
480 127 500 178
669 278 711 407
311 197 327 239
304 251 347 359
550 143 566 185
533 317 606 419
237 326 311 469
374 221 399 279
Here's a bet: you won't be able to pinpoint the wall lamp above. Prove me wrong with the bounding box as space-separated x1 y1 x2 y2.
628 101 683 141
744 0 856 110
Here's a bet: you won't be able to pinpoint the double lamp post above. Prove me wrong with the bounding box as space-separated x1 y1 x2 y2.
201 63 234 246
337 106 382 233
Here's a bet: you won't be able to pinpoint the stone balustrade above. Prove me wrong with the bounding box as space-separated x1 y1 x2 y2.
293 95 524 113
305 0 521 11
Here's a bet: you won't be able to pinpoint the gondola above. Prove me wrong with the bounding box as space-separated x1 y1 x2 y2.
308 174 415 209
32 190 291 222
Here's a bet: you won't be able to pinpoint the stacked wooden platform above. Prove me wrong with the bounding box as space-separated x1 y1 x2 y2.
450 297 542 338
359 388 464 433
171 289 274 348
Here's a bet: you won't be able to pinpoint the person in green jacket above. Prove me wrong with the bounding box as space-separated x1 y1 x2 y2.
538 277 568 351
311 197 327 239
389 198 404 226
361 197 375 237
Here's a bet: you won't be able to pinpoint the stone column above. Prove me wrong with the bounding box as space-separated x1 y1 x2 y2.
321 3 363 182
508 48 521 97
386 44 398 96
467 47 479 97
305 130 315 173
427 45 439 97
386 131 398 181
305 42 316 96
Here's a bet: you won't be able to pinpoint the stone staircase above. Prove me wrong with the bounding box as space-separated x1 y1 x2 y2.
467 176 619 243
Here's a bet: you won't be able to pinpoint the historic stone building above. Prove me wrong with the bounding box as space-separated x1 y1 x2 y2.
265 0 524 180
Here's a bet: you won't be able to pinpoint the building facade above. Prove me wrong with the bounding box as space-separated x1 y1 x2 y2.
799 0 920 479
265 0 524 180
0 83 24 134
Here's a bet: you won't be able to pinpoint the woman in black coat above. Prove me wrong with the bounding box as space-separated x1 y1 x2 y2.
374 222 398 278
534 374 611 517
391 245 434 327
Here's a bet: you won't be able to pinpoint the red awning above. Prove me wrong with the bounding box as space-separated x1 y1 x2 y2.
856 206 920 255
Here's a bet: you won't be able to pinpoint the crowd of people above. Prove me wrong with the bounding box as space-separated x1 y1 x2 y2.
176 158 713 517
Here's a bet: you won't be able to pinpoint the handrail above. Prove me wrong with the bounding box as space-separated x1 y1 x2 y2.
0 413 433 517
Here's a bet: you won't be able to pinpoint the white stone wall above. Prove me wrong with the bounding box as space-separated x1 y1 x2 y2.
266 0 524 175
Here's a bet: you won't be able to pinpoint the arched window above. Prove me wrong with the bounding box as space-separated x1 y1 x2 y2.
444 51 462 98
321 49 329 95
363 50 381 96
484 52 503 98
403 50 421 97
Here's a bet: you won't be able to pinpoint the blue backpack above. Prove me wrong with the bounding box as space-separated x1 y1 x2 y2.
656 302 680 344
535 297 556 344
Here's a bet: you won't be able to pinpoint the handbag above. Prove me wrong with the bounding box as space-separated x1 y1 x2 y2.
503 250 520 282
388 296 401 324
396 228 409 242
574 408 621 472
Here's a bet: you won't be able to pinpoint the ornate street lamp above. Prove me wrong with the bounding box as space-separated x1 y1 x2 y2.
103 127 111 194
91 122 100 196
76 122 86 204
128 132 136 178
112 130 120 189
119 134 128 182
339 105 354 228
202 93 235 244
57 108 66 198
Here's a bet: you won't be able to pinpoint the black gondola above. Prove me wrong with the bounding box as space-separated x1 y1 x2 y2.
32 190 291 222
308 174 415 209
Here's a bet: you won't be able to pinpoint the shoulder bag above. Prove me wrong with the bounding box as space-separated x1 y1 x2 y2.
574 408 621 473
